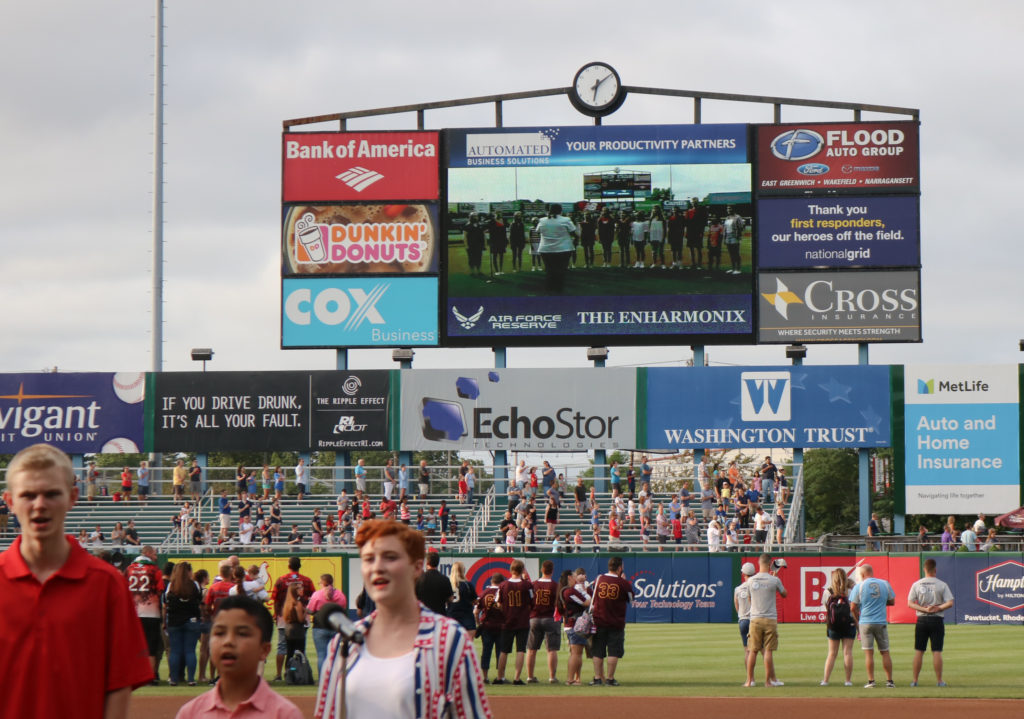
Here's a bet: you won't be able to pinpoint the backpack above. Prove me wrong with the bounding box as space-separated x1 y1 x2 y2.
285 651 315 685
572 610 594 635
826 594 853 629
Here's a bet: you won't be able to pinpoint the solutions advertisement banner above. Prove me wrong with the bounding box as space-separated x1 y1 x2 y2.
282 131 440 202
932 554 1024 625
397 368 636 452
148 371 389 452
0 372 145 454
903 364 1020 514
644 365 891 449
757 196 920 269
757 270 921 343
281 277 439 348
756 122 919 193
444 124 754 347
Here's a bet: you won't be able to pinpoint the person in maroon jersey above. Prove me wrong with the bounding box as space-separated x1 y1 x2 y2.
557 568 592 685
526 559 561 683
475 574 505 684
270 556 315 681
126 545 166 684
492 559 534 685
590 555 634 686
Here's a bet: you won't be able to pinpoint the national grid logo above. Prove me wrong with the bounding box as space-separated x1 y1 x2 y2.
741 371 791 421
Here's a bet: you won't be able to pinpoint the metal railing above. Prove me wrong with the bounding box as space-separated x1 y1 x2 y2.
783 464 805 545
459 485 495 552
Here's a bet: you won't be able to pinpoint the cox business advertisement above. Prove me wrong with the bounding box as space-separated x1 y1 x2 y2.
397 368 636 452
933 555 1024 625
444 124 753 347
757 122 919 193
282 277 439 348
148 371 389 452
904 365 1020 514
0 372 144 454
757 270 921 343
757 196 920 269
644 366 891 449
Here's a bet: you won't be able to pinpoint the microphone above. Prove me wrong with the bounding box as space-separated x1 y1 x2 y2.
327 611 365 644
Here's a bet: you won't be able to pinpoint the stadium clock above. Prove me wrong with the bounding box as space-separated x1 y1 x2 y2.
569 62 626 118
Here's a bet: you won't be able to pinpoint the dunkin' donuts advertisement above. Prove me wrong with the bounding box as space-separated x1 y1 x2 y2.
282 203 440 275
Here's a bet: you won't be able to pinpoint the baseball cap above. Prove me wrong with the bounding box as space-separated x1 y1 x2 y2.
741 562 756 576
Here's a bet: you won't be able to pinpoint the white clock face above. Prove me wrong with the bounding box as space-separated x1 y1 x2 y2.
575 64 620 108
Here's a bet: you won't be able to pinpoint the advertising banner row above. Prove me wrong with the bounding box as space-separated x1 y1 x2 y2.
183 551 1015 625
281 121 920 349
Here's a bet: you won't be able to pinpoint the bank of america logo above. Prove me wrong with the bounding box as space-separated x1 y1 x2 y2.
335 166 384 192
741 371 791 421
918 379 934 394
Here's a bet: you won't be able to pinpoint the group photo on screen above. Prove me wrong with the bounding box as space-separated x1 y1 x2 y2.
446 164 751 298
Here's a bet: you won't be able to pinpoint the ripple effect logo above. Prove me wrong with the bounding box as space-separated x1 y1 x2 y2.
342 376 362 396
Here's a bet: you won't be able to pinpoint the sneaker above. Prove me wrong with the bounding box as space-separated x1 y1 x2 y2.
588 679 604 686
819 681 829 686
937 681 948 687
605 678 620 686
886 680 895 688
768 679 784 687
526 677 539 684
491 678 506 685
149 679 161 687
909 681 918 687
512 679 526 686
844 681 853 687
549 678 559 684
188 681 197 687
864 680 876 688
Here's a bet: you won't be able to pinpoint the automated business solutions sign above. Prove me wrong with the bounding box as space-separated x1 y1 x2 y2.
398 368 636 451
757 270 920 343
148 371 389 452
758 196 920 269
0 373 145 454
644 365 891 449
281 277 439 348
282 131 439 202
445 123 753 347
904 365 1020 514
756 121 919 193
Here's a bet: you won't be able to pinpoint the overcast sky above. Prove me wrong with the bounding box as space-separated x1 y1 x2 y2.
2 0 1022 375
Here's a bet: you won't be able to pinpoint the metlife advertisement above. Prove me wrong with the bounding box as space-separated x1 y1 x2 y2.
444 124 754 347
643 365 892 449
903 364 1020 514
397 368 636 452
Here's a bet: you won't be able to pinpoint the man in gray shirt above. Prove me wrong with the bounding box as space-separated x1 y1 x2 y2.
743 554 787 688
907 558 954 687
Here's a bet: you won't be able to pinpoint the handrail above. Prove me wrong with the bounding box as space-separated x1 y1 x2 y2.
784 464 805 545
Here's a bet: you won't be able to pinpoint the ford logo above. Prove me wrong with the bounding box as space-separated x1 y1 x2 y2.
769 129 824 161
797 163 830 175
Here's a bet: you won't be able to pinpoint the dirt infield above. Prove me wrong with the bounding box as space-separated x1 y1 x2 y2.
131 695 1018 719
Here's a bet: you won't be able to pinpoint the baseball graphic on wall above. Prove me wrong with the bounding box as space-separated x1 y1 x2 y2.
101 437 140 454
112 372 145 404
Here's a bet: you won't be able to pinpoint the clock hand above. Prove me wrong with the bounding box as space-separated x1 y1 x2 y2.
591 73 612 101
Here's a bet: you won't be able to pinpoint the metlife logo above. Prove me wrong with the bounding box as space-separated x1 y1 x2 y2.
282 277 438 349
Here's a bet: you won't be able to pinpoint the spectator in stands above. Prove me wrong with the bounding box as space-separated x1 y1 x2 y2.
260 464 272 500
111 521 125 546
959 521 978 552
217 490 231 543
700 481 715 521
438 499 450 535
124 519 140 550
417 459 430 499
397 463 409 501
120 466 133 501
89 523 105 548
980 527 999 551
286 524 303 546
590 556 634 686
940 523 953 551
707 519 722 552
573 477 587 517
685 511 700 550
189 459 203 503
545 496 559 540
136 460 150 502
172 459 187 503
774 505 787 545
273 466 285 500
458 473 468 503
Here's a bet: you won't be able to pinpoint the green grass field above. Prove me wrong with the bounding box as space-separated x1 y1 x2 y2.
139 623 1023 701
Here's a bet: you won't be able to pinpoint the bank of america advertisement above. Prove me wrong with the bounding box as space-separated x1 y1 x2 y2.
0 372 145 454
281 277 439 348
757 270 920 343
904 365 1020 514
444 123 753 347
644 366 891 449
397 368 636 451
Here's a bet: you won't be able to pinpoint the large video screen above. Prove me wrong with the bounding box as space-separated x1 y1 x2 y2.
442 124 754 346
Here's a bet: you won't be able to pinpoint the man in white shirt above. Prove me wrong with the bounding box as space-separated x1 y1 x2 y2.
515 460 527 489
238 518 254 544
294 458 308 501
744 554 787 688
907 558 954 687
972 514 986 534
959 523 977 552
753 507 769 545
707 520 722 552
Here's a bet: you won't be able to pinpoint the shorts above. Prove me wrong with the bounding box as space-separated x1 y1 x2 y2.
499 627 529 654
274 481 284 493
566 627 589 646
527 617 561 651
591 627 625 659
859 623 890 652
219 514 230 530
138 485 149 496
657 535 667 544
121 485 132 495
140 617 164 657
738 618 750 647
748 617 779 653
277 624 289 655
827 624 857 641
190 480 201 493
914 617 945 652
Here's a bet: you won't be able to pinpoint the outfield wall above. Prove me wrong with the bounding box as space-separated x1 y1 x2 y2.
160 551 1024 626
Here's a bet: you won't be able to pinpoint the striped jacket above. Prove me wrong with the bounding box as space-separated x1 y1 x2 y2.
314 604 491 719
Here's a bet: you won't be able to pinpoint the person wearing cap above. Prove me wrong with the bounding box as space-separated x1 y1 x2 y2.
734 563 756 662
743 554 787 688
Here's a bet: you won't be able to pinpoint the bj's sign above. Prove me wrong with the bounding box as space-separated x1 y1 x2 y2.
282 131 440 202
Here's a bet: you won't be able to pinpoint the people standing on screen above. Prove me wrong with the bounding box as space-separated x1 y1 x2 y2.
488 211 508 275
647 206 666 268
686 198 708 270
596 206 616 267
667 205 686 268
630 211 648 268
534 204 577 292
509 211 526 272
706 215 723 271
464 212 486 277
616 210 632 267
723 205 745 274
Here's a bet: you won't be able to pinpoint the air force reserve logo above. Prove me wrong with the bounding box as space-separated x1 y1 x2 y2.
452 305 484 330
770 129 824 161
741 371 791 421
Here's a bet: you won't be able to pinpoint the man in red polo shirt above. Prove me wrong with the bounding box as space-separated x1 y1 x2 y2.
0 443 152 718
